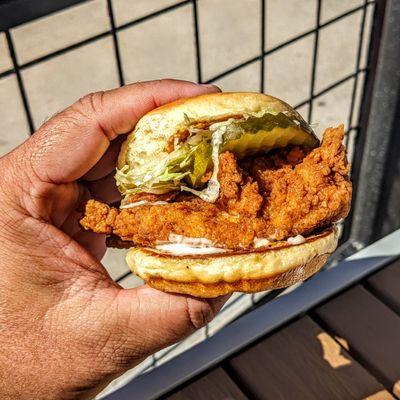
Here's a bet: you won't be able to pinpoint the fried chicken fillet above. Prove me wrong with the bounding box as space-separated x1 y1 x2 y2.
81 125 351 249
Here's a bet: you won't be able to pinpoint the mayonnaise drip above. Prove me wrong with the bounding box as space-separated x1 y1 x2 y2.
120 200 169 209
168 233 214 247
154 233 307 256
155 243 227 256
155 233 227 255
287 235 306 245
253 237 270 248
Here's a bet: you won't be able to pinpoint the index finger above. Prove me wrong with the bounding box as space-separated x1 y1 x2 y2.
25 80 220 184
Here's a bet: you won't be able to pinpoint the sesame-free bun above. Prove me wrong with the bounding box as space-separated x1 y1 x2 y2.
126 228 338 298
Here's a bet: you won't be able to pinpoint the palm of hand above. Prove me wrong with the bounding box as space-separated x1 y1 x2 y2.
0 81 224 400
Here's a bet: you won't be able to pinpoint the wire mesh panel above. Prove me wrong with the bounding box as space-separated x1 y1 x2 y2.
0 0 382 397
0 1 375 135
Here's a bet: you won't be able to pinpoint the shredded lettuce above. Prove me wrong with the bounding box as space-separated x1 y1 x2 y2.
116 130 213 197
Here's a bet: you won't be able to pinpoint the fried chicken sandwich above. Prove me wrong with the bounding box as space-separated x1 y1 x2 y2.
81 92 352 298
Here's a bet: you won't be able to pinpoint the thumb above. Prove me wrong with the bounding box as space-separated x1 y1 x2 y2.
113 286 228 359
20 79 220 184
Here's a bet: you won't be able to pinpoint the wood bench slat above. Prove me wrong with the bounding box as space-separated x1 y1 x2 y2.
367 259 400 315
166 367 248 400
227 316 390 400
314 285 400 397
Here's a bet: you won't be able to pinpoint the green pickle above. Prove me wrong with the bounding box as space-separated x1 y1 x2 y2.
185 141 212 187
222 112 319 157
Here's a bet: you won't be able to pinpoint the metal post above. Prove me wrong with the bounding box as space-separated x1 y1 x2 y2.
349 0 400 246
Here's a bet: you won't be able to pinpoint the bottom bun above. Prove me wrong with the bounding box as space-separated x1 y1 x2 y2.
145 253 329 297
126 227 338 298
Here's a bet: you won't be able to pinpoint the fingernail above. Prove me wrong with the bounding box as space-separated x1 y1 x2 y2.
199 83 221 92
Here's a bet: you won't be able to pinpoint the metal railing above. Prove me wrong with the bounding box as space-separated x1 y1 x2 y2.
1 0 399 397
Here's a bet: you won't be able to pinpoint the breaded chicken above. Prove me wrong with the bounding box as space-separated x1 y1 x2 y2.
80 126 351 249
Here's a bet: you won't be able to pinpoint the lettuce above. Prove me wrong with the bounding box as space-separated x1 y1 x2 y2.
116 131 213 198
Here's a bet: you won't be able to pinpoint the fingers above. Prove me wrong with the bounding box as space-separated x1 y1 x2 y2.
86 171 121 204
24 80 220 184
59 181 110 259
82 135 125 181
112 286 229 359
72 230 107 261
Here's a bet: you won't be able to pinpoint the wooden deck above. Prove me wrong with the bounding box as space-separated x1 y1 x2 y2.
165 259 400 400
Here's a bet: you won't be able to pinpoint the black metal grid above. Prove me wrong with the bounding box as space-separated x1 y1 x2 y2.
0 0 387 379
1 1 375 132
0 0 380 310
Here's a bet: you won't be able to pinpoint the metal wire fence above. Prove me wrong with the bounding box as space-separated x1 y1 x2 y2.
0 0 387 396
1 1 374 133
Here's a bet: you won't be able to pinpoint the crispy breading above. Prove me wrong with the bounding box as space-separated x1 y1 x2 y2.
250 126 351 239
80 126 351 249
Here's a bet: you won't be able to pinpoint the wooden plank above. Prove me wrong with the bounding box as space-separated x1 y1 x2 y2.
366 259 400 315
315 285 400 397
166 367 247 400
227 316 391 400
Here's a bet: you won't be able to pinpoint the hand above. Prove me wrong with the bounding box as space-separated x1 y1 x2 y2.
0 80 226 400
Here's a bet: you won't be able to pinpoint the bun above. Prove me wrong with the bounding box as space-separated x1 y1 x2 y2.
117 92 312 171
126 228 338 298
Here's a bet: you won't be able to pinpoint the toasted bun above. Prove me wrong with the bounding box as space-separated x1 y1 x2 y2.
117 92 313 172
126 228 338 298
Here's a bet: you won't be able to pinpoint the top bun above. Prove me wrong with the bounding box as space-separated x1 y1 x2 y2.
117 92 310 170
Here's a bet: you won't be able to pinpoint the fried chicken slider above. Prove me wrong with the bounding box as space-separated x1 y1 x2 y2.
81 92 352 298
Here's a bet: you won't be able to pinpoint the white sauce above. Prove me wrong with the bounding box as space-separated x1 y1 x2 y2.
154 233 307 256
253 237 270 248
155 243 227 256
287 235 306 245
155 233 227 255
168 233 214 247
120 200 169 209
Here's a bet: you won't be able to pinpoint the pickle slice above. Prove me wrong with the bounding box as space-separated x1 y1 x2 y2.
221 112 318 157
222 126 317 156
185 141 212 187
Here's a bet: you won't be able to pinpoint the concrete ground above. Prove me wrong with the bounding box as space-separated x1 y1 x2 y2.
0 0 374 395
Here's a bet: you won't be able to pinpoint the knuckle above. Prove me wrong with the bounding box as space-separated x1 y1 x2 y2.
0 145 32 203
75 91 107 119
